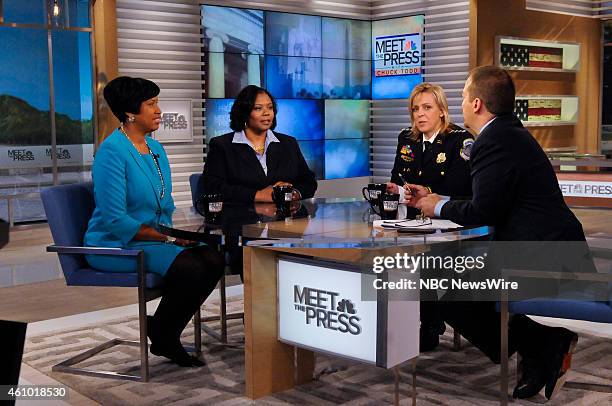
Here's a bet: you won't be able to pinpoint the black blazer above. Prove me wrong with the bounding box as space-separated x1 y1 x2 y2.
202 131 317 203
441 114 585 242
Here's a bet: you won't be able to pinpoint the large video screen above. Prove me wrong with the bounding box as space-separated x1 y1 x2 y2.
372 16 424 99
322 17 371 60
202 6 264 54
201 6 422 179
322 59 371 99
298 140 325 180
324 100 369 139
325 138 370 179
265 56 322 99
265 12 321 57
275 99 324 141
204 98 233 143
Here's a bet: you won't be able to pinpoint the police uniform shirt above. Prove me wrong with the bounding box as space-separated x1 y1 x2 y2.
390 123 474 199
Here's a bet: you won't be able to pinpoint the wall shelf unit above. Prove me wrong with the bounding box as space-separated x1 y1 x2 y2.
514 95 578 127
496 36 580 72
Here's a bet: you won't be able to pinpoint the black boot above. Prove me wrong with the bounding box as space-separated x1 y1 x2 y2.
147 315 204 367
419 320 446 352
513 356 546 399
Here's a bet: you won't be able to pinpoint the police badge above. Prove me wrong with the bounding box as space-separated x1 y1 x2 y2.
436 152 446 164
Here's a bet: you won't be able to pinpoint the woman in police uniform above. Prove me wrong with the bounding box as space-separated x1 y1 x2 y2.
388 82 474 217
387 82 474 351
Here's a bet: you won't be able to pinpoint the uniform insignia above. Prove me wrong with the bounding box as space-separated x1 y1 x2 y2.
400 144 414 162
460 138 474 161
436 138 442 144
436 152 446 164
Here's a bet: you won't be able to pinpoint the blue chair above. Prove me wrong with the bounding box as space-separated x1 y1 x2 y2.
189 173 244 343
41 182 202 382
498 247 612 404
189 172 202 210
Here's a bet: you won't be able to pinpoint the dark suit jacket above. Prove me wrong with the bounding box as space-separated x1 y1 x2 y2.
441 114 585 242
202 131 317 203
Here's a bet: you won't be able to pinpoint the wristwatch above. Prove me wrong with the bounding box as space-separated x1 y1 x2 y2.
164 235 177 244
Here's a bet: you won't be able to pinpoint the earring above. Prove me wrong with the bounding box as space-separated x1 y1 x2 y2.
127 116 135 123
244 122 248 129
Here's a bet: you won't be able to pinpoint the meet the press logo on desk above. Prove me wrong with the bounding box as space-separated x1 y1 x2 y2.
292 285 362 335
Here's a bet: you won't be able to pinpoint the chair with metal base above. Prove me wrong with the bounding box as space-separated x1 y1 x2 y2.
497 252 612 405
41 182 202 382
189 173 244 343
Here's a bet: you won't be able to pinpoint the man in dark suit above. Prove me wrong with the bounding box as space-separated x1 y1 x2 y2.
409 66 583 400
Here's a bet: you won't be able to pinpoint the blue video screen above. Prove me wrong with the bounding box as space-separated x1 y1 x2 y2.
322 17 371 60
324 138 370 179
265 56 322 99
324 100 369 139
205 52 265 99
202 7 428 179
275 99 324 141
204 98 234 143
201 6 264 54
371 73 422 100
265 12 321 57
298 140 324 180
322 59 371 99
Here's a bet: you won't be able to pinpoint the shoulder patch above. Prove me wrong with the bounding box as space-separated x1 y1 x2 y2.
460 138 474 161
399 128 412 138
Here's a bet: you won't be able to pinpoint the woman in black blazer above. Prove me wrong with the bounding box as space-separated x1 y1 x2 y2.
202 85 317 203
202 85 317 278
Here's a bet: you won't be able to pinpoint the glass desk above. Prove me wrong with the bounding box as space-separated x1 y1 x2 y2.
160 198 493 400
161 198 491 247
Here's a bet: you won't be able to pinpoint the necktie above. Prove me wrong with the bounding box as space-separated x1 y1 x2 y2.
423 141 432 154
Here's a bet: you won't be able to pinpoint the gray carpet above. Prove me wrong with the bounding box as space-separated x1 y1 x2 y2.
23 298 612 405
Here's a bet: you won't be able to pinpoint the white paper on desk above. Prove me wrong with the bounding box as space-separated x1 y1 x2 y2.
373 219 463 230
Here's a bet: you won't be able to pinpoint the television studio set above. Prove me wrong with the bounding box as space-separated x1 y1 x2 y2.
0 1 610 405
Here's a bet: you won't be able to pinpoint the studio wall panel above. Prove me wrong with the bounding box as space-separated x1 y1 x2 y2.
117 0 204 207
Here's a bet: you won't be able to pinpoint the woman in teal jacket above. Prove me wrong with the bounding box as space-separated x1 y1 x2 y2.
84 77 224 367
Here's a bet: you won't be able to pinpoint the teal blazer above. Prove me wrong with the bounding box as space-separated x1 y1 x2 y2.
84 129 183 275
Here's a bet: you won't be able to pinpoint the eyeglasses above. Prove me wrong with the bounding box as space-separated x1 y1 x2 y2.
415 212 432 226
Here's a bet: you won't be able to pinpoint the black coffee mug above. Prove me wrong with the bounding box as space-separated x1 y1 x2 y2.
377 192 400 220
272 185 294 208
196 193 223 220
362 183 387 207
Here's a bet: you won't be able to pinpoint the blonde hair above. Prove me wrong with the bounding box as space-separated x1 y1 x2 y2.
408 82 450 140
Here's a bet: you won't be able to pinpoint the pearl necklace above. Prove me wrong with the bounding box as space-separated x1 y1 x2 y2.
120 125 165 199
